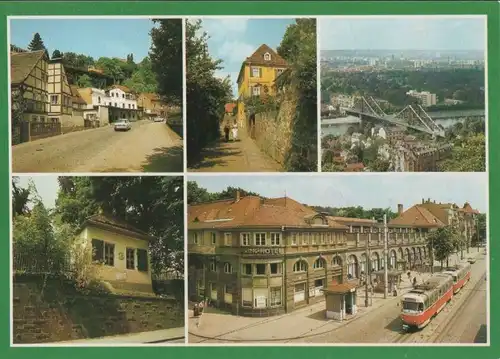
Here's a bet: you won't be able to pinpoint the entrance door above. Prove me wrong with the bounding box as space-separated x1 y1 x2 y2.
294 282 306 303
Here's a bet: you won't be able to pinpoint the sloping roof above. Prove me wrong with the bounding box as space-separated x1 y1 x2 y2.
462 202 480 214
77 88 93 105
10 50 47 85
85 213 151 240
109 84 132 93
189 195 347 230
323 282 358 294
328 216 378 225
225 103 236 113
419 202 454 225
70 85 87 104
140 92 163 101
237 44 288 84
389 204 445 228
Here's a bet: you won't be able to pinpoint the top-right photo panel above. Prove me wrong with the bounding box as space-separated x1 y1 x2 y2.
320 16 486 172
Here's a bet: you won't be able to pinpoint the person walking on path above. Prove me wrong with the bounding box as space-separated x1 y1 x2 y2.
232 121 238 141
223 123 230 142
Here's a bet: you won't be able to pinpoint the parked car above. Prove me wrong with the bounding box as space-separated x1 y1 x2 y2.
467 257 476 264
114 119 131 131
154 117 164 122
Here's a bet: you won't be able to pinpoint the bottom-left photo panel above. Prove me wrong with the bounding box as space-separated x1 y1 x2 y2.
11 175 185 345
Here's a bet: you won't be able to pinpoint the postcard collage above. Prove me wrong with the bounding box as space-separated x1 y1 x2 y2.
9 15 488 347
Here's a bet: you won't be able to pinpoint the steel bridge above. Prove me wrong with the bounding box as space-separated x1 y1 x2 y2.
344 96 445 138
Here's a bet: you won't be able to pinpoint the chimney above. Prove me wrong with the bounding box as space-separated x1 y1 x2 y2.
398 204 403 215
236 190 241 202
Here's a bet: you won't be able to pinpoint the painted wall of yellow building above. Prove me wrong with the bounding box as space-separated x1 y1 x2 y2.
78 226 153 291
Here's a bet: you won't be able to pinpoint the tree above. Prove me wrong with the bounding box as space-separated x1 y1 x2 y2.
123 57 158 93
76 74 93 88
187 181 213 204
426 227 456 269
27 33 46 52
11 87 27 127
149 19 183 105
95 57 125 84
52 49 63 59
439 134 485 172
12 177 31 217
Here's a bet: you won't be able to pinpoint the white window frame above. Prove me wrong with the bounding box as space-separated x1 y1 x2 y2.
252 86 261 96
255 233 266 246
251 67 260 77
302 233 308 245
270 232 280 246
313 258 324 269
242 263 252 276
320 233 326 244
293 260 307 273
211 232 216 245
224 262 232 274
311 233 317 245
224 233 231 246
291 233 297 246
264 52 271 61
210 260 217 272
241 233 250 246
270 262 282 275
193 232 198 244
254 263 267 276
270 287 282 307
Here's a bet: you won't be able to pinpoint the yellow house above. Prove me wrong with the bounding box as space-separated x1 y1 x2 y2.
48 58 73 126
137 92 168 119
236 44 288 127
77 213 154 294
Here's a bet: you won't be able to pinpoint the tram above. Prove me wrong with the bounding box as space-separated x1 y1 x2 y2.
400 274 454 330
441 263 471 294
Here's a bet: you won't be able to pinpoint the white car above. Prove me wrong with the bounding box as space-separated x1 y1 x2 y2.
114 119 131 131
154 117 164 123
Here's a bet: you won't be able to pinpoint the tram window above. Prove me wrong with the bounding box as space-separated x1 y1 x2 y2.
453 276 457 282
403 301 419 311
418 303 424 312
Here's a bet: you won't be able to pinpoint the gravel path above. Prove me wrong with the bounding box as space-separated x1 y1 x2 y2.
12 121 183 173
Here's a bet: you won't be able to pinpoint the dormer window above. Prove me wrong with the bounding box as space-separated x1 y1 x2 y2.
264 52 271 61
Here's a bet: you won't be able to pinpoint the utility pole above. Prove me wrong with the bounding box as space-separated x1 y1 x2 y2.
384 214 388 299
364 232 369 307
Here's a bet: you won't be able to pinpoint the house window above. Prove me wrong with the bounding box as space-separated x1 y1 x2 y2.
242 263 252 275
211 232 216 245
126 248 135 269
224 262 233 274
255 263 266 275
128 104 131 108
98 96 101 104
224 233 231 246
270 287 281 306
137 249 148 272
291 233 297 246
293 260 307 273
270 233 280 246
50 95 58 104
112 93 115 97
122 94 125 98
104 242 115 266
302 233 308 245
241 233 250 246
193 232 198 244
210 260 217 272
264 52 271 61
114 103 117 107
270 262 281 275
311 233 317 245
255 233 266 246
313 258 324 269
251 67 260 78
252 86 261 96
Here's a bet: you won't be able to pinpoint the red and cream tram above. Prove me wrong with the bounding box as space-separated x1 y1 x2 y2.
441 263 471 294
401 274 454 329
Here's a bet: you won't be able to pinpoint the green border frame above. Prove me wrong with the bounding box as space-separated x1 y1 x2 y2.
1 1 497 358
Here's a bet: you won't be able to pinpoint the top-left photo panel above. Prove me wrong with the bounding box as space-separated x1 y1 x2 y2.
9 17 184 173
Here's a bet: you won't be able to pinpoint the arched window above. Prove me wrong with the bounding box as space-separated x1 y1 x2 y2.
210 260 217 272
264 52 271 61
332 256 342 267
224 262 233 274
293 260 307 272
313 258 325 269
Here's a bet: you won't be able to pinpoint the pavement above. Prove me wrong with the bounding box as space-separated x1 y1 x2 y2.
188 248 486 343
12 120 183 173
55 327 185 345
188 123 282 172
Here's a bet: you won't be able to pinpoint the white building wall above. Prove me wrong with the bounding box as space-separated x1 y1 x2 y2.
109 88 138 110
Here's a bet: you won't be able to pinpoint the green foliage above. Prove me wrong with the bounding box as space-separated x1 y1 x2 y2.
12 177 31 217
95 57 125 84
473 213 487 244
188 182 261 204
11 87 27 126
243 94 280 115
62 52 95 69
52 49 63 59
149 19 183 105
55 176 184 275
276 18 317 172
439 134 485 172
313 205 397 220
76 74 93 88
185 19 232 165
123 57 158 93
27 32 46 52
426 227 456 263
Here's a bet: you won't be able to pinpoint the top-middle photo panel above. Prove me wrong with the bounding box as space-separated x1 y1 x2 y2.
186 18 318 173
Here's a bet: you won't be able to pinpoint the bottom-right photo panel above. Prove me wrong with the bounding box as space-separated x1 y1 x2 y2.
186 174 488 345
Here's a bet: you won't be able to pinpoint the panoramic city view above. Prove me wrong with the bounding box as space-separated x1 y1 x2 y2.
11 176 185 344
186 18 317 172
320 17 486 172
187 174 487 344
10 19 183 173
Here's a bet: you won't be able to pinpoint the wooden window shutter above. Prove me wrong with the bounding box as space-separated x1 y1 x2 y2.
91 239 104 262
137 249 148 272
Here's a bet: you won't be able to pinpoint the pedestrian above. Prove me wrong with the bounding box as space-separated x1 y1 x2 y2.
413 277 417 288
232 121 238 141
223 123 230 142
407 271 411 281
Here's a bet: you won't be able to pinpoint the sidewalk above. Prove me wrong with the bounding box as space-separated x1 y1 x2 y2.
57 327 185 344
189 249 484 342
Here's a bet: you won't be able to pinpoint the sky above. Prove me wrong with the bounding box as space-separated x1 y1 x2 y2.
189 174 488 213
319 16 485 51
16 176 59 209
196 18 295 97
10 18 156 62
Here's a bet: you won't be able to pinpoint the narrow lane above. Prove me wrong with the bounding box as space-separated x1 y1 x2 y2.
12 121 183 173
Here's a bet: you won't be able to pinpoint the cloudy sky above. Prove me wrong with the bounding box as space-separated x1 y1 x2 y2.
195 18 295 97
319 16 486 51
189 173 488 213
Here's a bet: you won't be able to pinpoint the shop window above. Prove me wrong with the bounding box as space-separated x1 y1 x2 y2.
242 288 253 307
255 263 266 275
253 288 268 308
270 287 282 306
270 262 281 275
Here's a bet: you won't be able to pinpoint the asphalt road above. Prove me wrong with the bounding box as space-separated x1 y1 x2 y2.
12 121 183 173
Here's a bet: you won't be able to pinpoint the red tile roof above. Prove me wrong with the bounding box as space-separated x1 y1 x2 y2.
225 103 236 113
345 163 364 172
389 204 445 228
